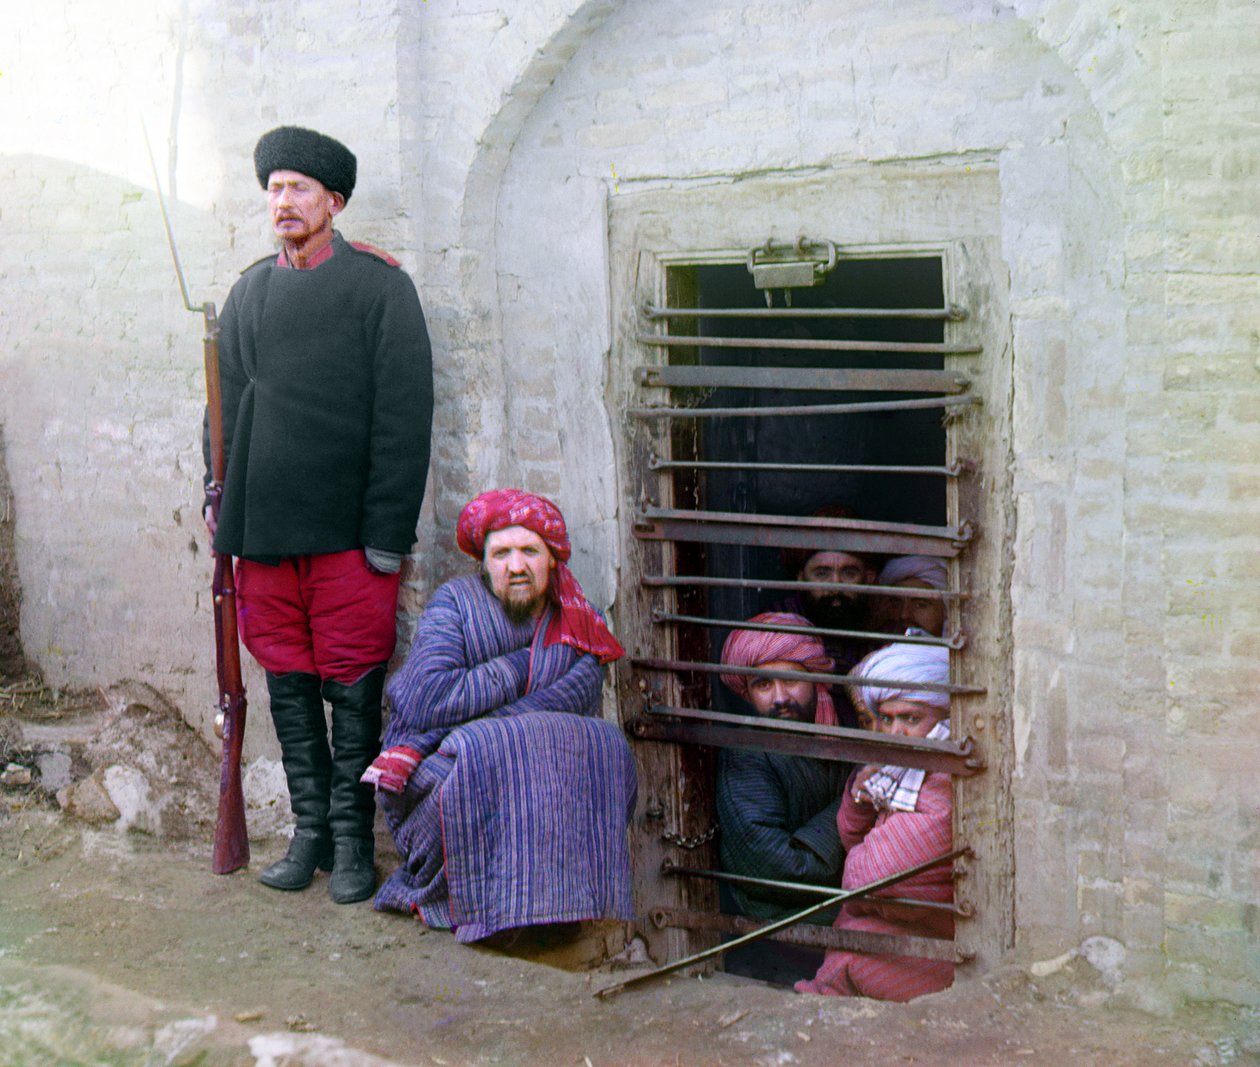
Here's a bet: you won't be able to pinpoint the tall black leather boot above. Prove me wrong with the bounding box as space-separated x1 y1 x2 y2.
323 666 385 904
258 671 334 891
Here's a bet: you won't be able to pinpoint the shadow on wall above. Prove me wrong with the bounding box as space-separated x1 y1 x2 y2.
0 424 25 679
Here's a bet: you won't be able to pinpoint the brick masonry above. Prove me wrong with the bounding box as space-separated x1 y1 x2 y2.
0 0 1255 1007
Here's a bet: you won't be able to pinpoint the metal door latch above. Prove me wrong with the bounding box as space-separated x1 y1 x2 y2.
747 237 837 306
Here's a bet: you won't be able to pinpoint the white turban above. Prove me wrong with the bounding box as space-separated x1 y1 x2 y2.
849 642 949 715
878 555 947 591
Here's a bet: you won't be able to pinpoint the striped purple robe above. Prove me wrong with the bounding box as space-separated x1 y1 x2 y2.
374 575 636 939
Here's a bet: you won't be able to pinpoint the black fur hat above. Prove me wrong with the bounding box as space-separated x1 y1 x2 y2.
253 126 357 202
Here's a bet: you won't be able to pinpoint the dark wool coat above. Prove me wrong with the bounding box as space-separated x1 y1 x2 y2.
207 233 433 561
716 746 849 922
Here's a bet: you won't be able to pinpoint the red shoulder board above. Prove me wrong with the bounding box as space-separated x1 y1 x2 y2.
350 241 401 267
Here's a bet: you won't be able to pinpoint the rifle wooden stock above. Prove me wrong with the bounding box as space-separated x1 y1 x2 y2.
202 304 250 875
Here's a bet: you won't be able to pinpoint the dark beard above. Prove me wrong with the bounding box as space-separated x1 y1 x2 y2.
766 696 815 722
502 593 546 625
801 594 866 631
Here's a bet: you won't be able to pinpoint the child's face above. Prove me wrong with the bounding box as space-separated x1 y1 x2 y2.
874 698 946 738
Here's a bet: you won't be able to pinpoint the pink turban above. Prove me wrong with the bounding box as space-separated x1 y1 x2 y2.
456 488 625 665
719 613 839 727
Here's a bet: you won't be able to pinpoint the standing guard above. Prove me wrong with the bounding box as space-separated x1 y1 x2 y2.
204 125 433 903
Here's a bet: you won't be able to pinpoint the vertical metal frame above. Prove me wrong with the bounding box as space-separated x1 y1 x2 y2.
941 234 1017 972
614 247 723 963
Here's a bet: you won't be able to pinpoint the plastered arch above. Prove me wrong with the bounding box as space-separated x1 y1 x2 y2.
482 0 1162 982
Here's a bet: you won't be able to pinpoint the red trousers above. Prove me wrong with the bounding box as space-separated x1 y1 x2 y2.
235 550 401 684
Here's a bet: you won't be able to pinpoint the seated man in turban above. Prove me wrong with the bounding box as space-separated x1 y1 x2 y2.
714 613 853 982
795 642 954 1002
362 489 637 944
872 555 949 637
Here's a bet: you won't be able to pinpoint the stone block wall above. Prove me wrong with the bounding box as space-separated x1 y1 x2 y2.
1147 0 1260 1004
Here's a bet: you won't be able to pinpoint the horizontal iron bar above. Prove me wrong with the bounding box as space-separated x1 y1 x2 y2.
630 713 980 776
641 574 969 600
660 861 972 917
651 909 963 963
635 516 963 559
637 332 981 355
634 660 984 696
594 846 970 998
644 704 980 767
643 506 966 542
629 394 979 419
636 365 967 394
643 304 967 322
651 610 963 650
648 458 964 477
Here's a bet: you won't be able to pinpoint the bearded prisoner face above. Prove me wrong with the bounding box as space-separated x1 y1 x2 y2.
745 661 819 722
798 551 874 630
482 525 556 624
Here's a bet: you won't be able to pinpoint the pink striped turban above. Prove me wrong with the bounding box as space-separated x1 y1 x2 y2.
719 613 839 727
456 488 625 665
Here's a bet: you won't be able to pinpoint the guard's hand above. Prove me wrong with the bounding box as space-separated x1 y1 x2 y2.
361 745 422 794
364 547 403 575
204 505 218 539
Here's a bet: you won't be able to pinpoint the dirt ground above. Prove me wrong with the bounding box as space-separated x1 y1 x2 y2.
1 684 1258 1067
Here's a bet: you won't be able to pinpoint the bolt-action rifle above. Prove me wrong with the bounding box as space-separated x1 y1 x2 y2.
144 126 249 874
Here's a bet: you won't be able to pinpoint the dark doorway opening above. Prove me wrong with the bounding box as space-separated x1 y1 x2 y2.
668 256 949 713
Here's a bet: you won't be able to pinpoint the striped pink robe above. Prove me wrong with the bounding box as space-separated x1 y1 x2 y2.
795 769 954 1001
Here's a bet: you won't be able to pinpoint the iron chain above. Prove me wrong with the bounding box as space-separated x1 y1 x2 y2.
661 826 718 850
